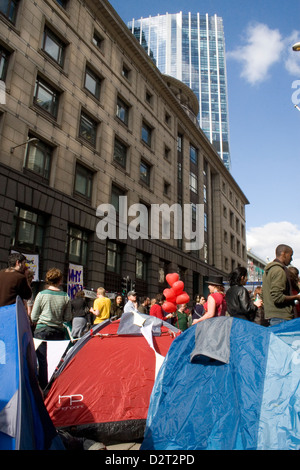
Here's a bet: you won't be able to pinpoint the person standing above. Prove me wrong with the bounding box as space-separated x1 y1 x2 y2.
262 244 300 326
137 296 150 314
174 304 189 331
110 293 124 319
149 293 173 322
225 266 262 321
192 295 206 322
31 268 72 389
71 290 90 338
0 252 32 307
123 290 139 314
192 276 227 324
90 287 111 324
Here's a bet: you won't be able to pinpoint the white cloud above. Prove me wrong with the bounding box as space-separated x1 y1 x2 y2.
283 30 300 76
247 221 300 268
227 23 284 85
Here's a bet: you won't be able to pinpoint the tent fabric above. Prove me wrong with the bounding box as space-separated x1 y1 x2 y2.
44 313 179 444
0 297 64 450
141 316 300 450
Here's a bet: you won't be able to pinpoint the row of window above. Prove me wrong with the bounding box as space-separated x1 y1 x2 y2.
11 205 149 280
22 134 162 201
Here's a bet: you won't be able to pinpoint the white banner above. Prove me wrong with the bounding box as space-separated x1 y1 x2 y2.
67 263 83 299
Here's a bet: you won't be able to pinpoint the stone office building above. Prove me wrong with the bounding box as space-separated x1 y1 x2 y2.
0 0 249 300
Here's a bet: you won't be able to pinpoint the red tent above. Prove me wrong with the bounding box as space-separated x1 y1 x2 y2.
44 312 179 444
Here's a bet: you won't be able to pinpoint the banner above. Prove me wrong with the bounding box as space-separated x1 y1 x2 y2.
67 263 83 299
11 251 39 281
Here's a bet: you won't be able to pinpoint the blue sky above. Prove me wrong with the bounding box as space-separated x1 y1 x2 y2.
110 0 300 266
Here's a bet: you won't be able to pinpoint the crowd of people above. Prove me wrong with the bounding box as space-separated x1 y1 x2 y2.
1 244 300 389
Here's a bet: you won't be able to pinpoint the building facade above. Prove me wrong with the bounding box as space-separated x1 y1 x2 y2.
0 0 248 301
128 12 231 171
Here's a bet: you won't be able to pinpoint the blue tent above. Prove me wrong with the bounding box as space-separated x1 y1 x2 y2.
141 316 300 450
0 297 64 450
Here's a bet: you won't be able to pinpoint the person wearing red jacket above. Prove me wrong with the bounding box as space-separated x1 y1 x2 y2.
150 293 173 321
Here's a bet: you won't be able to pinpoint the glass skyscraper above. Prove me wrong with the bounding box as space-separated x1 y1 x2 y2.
128 12 231 171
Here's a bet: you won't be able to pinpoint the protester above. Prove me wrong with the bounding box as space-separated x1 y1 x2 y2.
288 266 300 317
225 266 262 321
90 287 111 324
123 290 139 314
150 293 173 321
71 290 91 338
137 296 150 314
192 275 227 324
252 286 269 326
192 295 206 322
262 244 300 326
173 304 189 331
31 267 72 389
0 252 32 307
110 293 124 319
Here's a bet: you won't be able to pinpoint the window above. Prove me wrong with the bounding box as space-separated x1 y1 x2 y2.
113 137 127 168
92 31 103 50
66 226 88 265
140 160 151 186
42 27 65 67
24 137 52 181
0 0 19 23
190 144 198 165
136 251 147 280
111 184 126 213
106 241 122 273
116 96 129 126
74 163 93 200
142 121 152 147
0 46 10 81
122 63 130 79
177 162 182 182
55 0 68 8
79 112 97 146
34 77 59 118
189 172 198 193
84 67 101 99
165 112 171 125
163 180 170 197
145 90 152 105
164 145 170 161
203 184 207 203
11 206 45 253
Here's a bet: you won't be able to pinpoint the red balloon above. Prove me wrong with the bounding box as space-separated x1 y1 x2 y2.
176 292 190 304
166 273 179 286
162 301 177 313
163 288 177 303
172 280 184 295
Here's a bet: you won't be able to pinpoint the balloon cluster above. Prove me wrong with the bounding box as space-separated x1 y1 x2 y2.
162 273 190 313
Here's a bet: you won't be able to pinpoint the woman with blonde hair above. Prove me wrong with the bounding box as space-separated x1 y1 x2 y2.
31 268 72 388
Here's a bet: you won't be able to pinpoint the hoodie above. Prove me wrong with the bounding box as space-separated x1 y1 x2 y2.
261 261 294 320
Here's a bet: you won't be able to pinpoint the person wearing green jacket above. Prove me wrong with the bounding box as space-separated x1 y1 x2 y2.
174 304 189 331
262 244 300 326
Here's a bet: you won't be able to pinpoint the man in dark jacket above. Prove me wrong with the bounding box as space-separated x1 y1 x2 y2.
0 252 32 306
262 244 300 326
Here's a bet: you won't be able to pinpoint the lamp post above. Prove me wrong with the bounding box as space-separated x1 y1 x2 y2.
10 137 38 153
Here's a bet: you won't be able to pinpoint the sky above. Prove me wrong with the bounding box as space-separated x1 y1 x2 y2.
110 0 300 267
